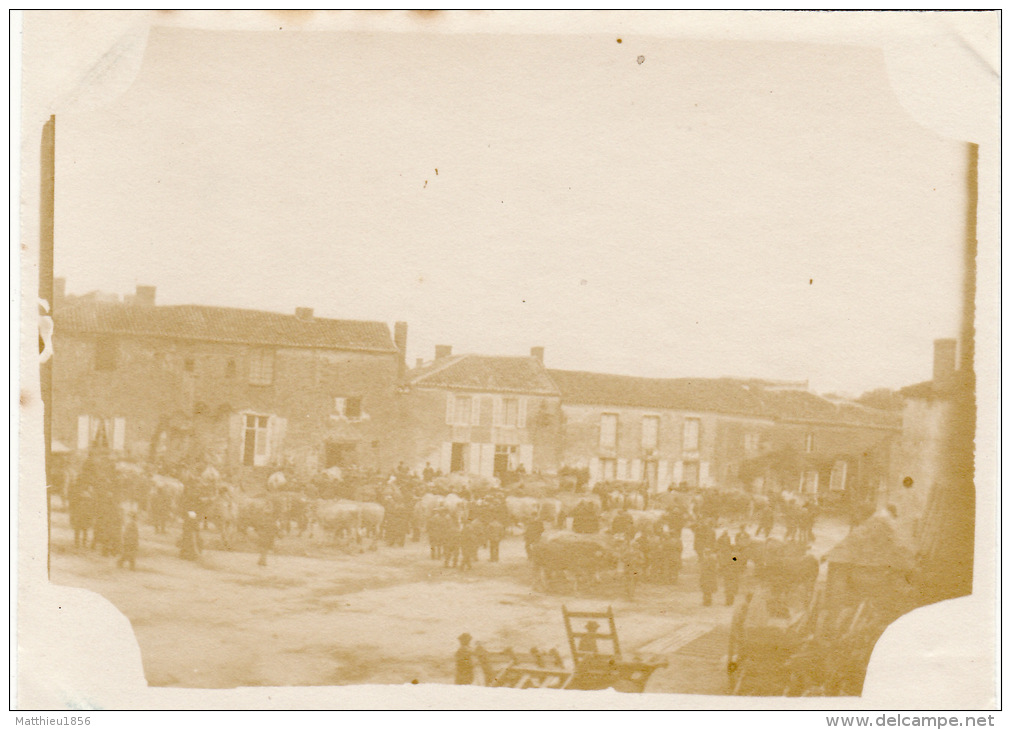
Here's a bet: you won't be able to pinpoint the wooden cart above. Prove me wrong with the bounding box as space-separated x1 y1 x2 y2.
473 606 667 692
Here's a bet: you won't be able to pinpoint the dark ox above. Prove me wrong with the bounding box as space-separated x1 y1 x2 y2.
528 533 620 594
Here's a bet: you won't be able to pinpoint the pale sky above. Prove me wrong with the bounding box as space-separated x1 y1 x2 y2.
55 28 970 396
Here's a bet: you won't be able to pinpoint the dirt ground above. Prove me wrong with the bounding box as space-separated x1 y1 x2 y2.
47 505 848 695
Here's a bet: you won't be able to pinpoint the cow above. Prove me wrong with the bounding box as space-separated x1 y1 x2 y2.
312 499 363 544
528 532 621 593
626 508 666 536
442 493 469 521
506 496 540 528
358 501 386 539
538 497 563 524
199 485 240 549
556 493 603 529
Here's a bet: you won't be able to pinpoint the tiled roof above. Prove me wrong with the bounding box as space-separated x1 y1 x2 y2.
55 302 398 353
407 355 560 395
548 369 900 428
547 369 765 415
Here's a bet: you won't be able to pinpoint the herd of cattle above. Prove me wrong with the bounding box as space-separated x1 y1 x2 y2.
61 454 824 607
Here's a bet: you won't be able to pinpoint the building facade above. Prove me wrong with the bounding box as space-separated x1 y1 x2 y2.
52 285 405 485
394 347 562 479
549 369 900 497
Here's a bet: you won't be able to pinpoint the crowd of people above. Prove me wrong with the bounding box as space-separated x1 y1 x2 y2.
60 448 823 607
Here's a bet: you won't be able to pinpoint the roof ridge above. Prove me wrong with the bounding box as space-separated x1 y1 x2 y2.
60 300 391 328
407 354 468 384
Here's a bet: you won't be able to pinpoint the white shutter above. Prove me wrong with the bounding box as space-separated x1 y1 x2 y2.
480 443 495 478
700 461 711 487
493 397 502 426
469 442 481 474
519 444 534 473
445 394 455 425
630 459 642 483
440 442 453 473
518 398 528 428
112 417 126 452
471 397 481 427
269 416 288 466
228 413 244 464
658 460 670 489
672 461 684 485
617 458 628 481
77 415 90 451
589 457 602 485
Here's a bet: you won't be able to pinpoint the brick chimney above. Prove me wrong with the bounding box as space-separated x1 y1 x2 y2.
933 338 957 384
393 321 408 379
530 346 544 364
134 285 156 307
435 344 453 360
295 307 314 321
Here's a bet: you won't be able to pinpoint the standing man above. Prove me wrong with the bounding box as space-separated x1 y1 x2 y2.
180 510 202 561
256 507 279 567
699 549 719 607
118 513 140 570
485 517 505 563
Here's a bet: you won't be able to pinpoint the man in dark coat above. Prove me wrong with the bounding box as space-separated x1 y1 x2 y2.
455 633 474 685
459 519 481 571
611 509 634 541
256 507 279 566
485 518 505 562
523 519 544 557
699 549 719 606
571 500 600 534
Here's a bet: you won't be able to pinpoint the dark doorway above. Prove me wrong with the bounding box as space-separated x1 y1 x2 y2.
450 442 466 473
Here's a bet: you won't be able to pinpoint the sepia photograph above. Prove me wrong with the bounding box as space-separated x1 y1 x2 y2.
14 10 999 712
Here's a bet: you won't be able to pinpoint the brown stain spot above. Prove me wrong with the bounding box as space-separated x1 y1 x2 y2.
637 56 645 65
809 279 813 285
20 390 31 407
616 38 622 44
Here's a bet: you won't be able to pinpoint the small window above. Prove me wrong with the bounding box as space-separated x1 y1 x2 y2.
744 433 761 453
95 337 118 371
335 396 363 421
599 413 618 450
804 433 815 453
683 460 700 488
642 415 659 451
600 458 617 482
454 395 473 426
502 397 519 427
242 414 271 467
682 418 700 452
183 358 195 373
225 359 237 378
249 350 275 385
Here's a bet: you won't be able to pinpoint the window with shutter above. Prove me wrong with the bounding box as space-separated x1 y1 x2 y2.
242 413 271 466
599 413 618 450
454 395 472 426
642 415 659 451
502 397 519 427
248 350 275 385
683 418 700 452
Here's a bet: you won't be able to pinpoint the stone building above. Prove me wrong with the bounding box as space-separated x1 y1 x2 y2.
548 369 899 498
394 347 561 479
51 284 405 485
